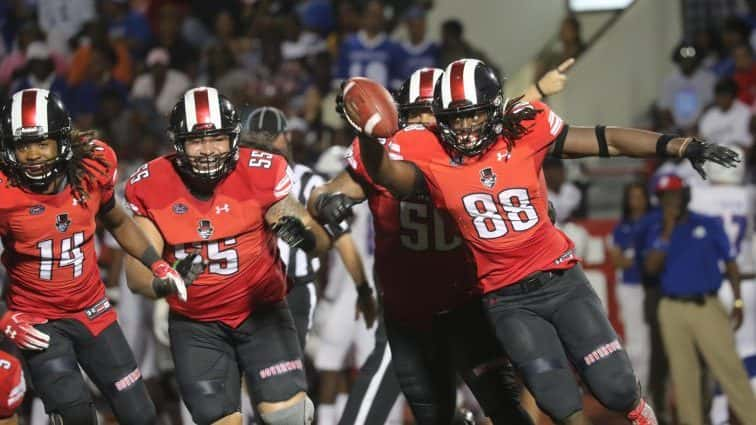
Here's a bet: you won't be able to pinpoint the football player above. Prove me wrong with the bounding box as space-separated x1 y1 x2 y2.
0 349 24 425
0 89 189 425
310 63 570 424
688 148 756 424
349 58 740 425
124 87 330 425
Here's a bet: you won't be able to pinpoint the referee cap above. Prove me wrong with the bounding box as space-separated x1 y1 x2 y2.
244 106 288 134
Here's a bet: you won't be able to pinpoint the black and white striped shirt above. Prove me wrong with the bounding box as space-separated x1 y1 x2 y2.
278 163 324 284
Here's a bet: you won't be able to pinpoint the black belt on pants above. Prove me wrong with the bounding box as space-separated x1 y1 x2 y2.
662 291 717 306
495 269 566 297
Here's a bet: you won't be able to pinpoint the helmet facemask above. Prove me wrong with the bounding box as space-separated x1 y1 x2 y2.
3 128 71 189
435 96 504 156
172 125 240 185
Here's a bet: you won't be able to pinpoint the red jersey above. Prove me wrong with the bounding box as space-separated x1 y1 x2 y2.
0 350 24 417
124 148 292 328
388 101 577 294
1 140 118 335
347 134 479 329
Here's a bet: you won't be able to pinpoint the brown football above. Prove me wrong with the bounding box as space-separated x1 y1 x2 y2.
342 77 399 138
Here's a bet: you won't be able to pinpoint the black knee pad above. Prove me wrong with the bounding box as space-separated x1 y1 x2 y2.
520 360 582 422
113 397 157 425
50 402 97 425
183 379 239 425
586 361 639 413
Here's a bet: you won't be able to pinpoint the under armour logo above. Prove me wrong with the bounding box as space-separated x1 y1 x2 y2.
215 204 230 214
72 198 78 206
497 151 510 161
4 326 15 339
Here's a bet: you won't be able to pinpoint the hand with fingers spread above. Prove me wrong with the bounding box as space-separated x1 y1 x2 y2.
0 310 50 350
679 137 741 179
536 58 575 97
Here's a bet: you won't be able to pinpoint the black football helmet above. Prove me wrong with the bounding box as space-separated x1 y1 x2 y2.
432 59 505 156
395 67 444 127
168 87 241 184
0 89 73 187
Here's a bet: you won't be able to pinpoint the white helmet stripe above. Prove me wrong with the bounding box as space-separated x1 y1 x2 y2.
11 91 24 133
409 71 421 103
440 66 452 107
462 59 479 105
35 89 49 134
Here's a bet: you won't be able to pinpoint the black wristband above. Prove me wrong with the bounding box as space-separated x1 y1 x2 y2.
535 81 547 98
656 134 676 158
151 277 173 298
595 125 609 158
140 246 161 269
357 283 373 299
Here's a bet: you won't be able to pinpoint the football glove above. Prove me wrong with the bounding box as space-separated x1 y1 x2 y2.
273 216 316 252
0 310 50 350
680 138 741 179
151 257 191 302
314 192 356 239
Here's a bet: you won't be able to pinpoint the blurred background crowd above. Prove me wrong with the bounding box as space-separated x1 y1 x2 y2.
2 0 756 424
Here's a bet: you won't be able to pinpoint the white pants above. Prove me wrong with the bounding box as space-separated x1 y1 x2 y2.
617 283 651 389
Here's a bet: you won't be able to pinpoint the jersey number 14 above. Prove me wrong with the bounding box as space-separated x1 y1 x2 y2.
37 232 85 280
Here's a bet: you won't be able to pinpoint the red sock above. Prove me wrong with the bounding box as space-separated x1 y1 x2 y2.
627 399 658 425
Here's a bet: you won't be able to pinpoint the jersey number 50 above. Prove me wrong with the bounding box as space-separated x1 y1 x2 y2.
399 201 461 251
462 189 540 239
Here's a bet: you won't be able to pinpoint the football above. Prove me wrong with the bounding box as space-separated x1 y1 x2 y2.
342 77 399 138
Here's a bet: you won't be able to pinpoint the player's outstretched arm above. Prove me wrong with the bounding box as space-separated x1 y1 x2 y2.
555 126 741 179
357 134 426 199
266 194 331 256
523 58 575 102
308 171 366 217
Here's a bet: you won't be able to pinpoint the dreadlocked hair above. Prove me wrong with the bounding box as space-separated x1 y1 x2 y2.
5 129 112 206
499 95 540 153
65 130 111 206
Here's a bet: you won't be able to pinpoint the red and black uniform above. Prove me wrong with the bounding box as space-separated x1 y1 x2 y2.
341 134 532 425
125 147 306 424
2 140 118 335
392 102 639 421
0 141 156 425
0 350 24 418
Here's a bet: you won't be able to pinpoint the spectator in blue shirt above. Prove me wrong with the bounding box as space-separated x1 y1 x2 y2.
334 0 401 89
643 174 756 425
101 0 152 57
394 5 439 82
608 182 651 391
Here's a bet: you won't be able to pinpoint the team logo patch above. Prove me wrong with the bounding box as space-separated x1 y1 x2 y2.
480 167 497 188
197 219 214 240
172 203 188 214
55 213 71 232
29 205 45 215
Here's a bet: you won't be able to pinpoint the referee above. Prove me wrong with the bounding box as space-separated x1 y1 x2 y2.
242 107 322 347
241 107 377 350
